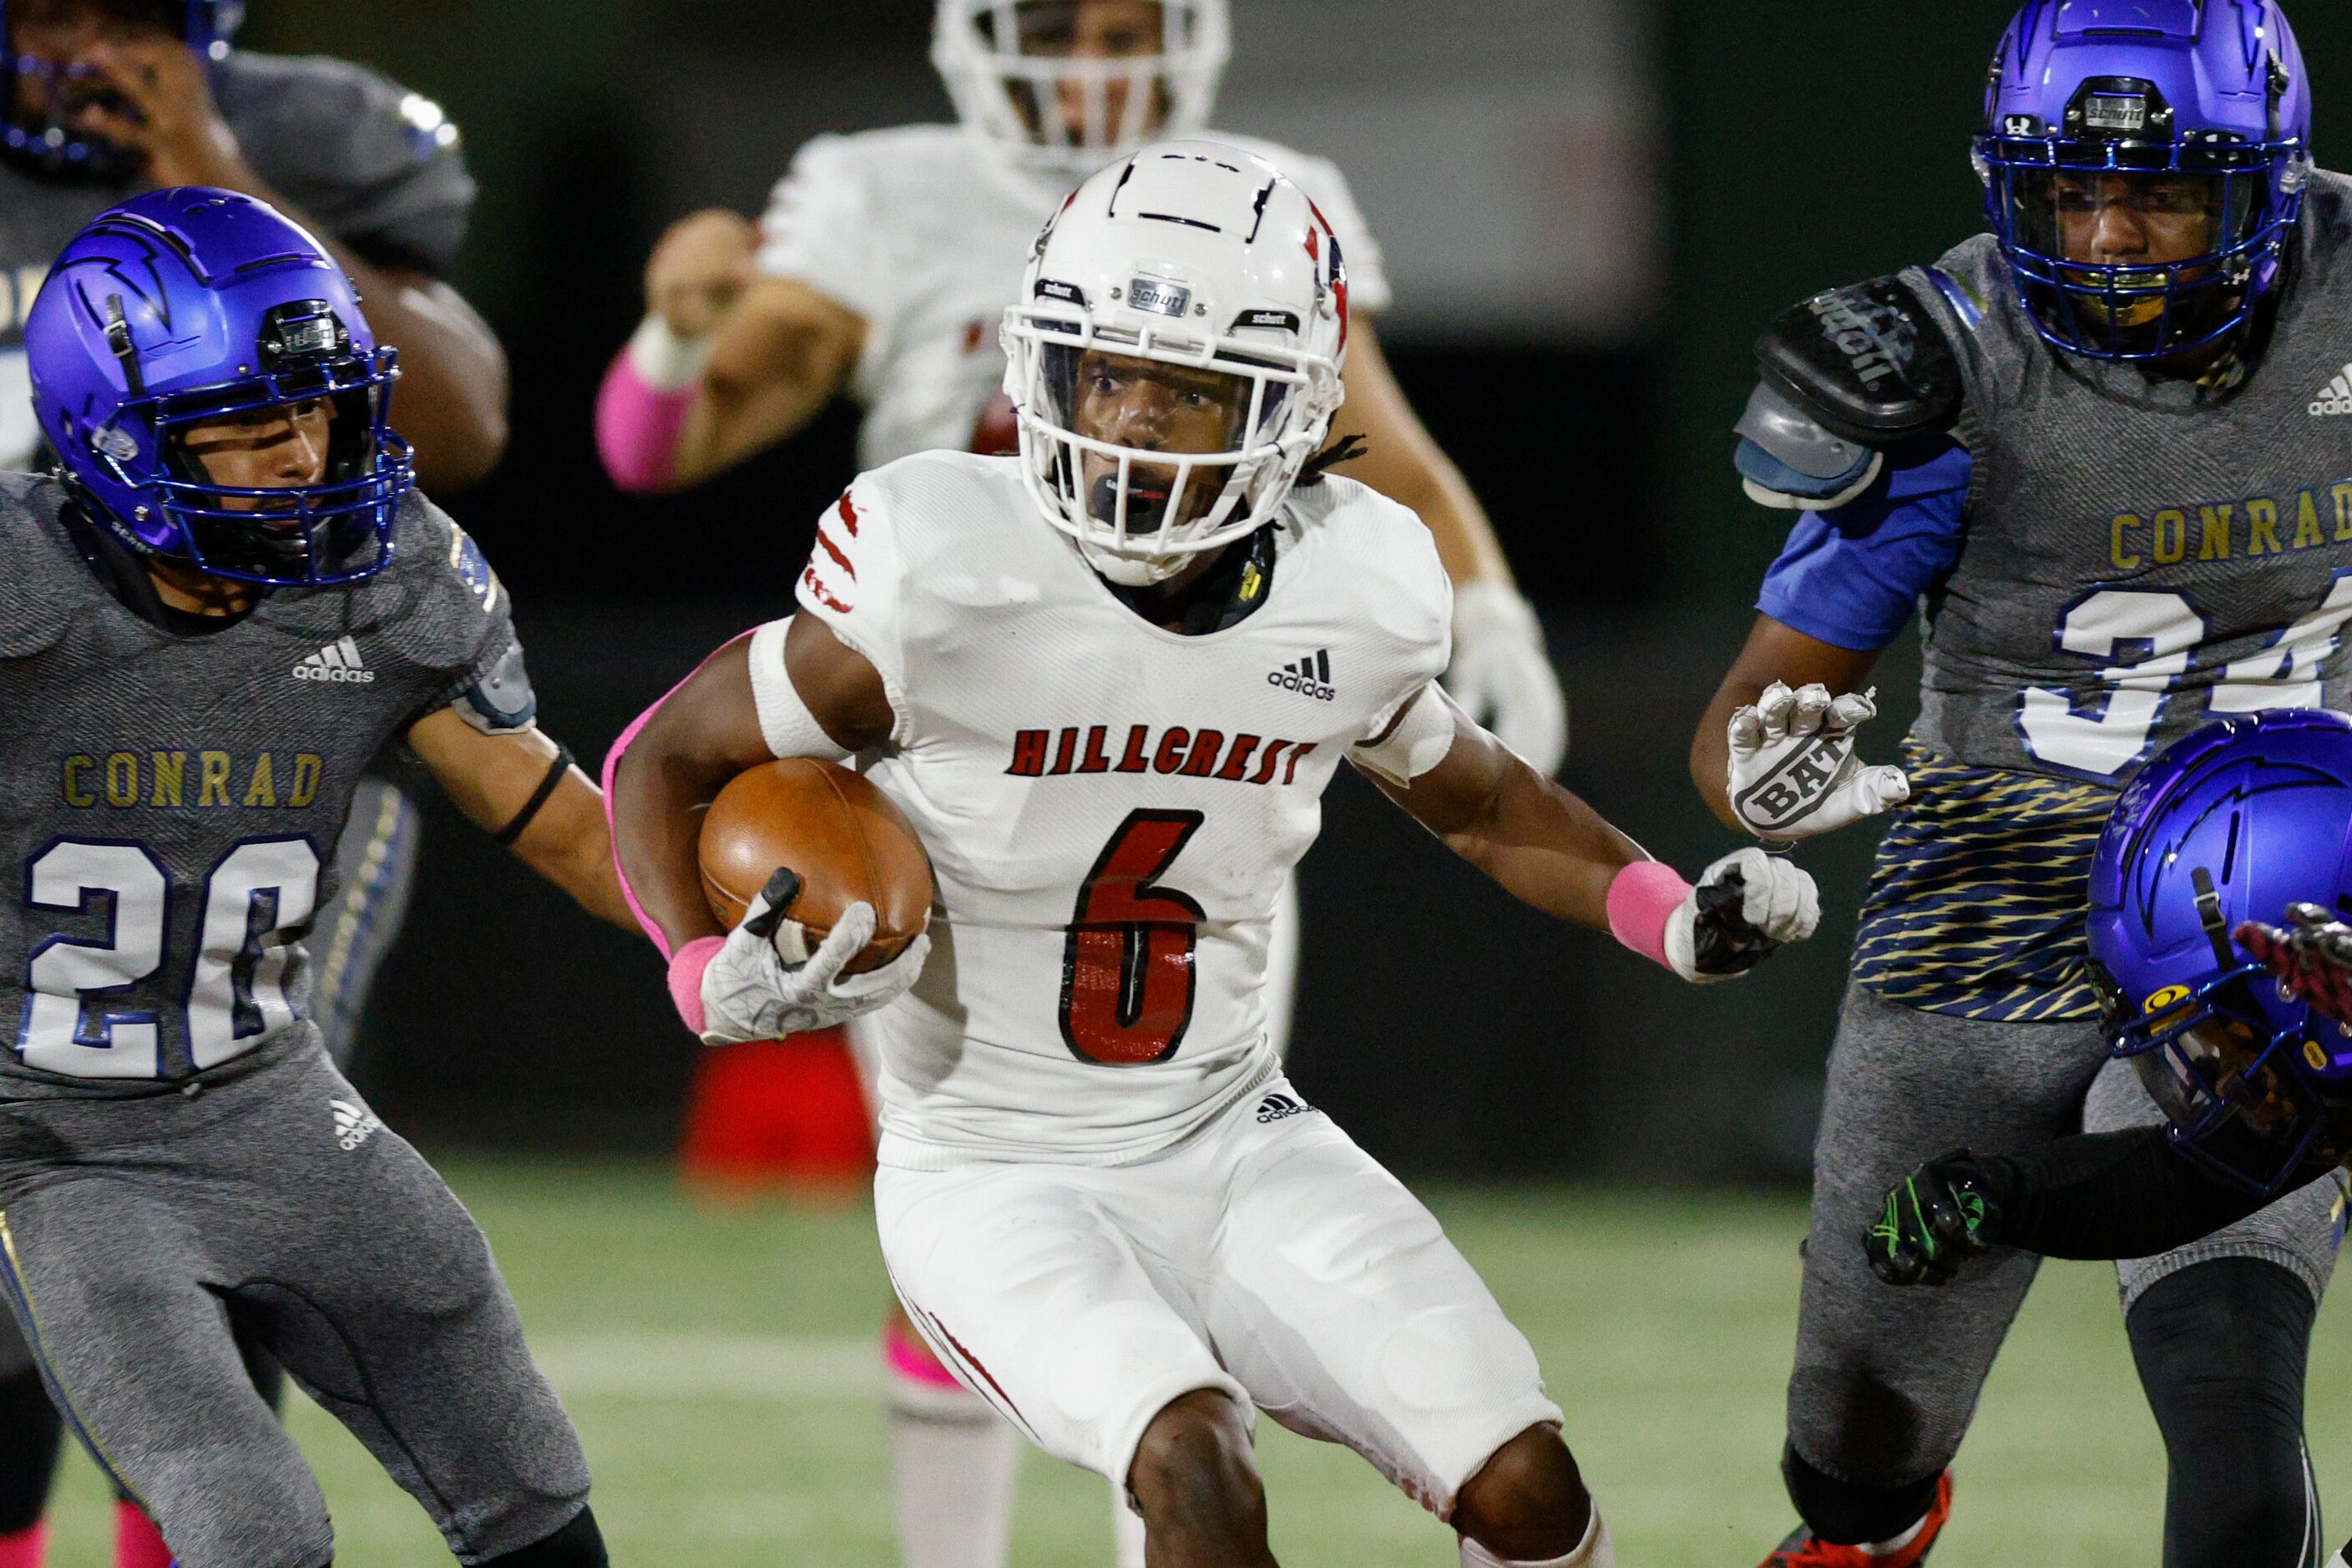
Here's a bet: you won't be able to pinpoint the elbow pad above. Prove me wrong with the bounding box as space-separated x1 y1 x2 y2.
1735 271 1968 512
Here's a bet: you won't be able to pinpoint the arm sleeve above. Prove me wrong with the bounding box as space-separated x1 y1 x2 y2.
1973 1128 2278 1261
220 54 477 276
1280 151 1393 317
793 479 909 740
1755 438 1972 653
752 136 892 326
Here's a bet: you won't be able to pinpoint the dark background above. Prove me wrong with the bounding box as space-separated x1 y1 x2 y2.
225 1 2352 1181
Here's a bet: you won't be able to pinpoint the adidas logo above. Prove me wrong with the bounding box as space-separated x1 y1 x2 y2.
1256 1090 1316 1125
330 1096 382 1151
2313 364 2352 416
294 636 375 685
1267 650 1336 702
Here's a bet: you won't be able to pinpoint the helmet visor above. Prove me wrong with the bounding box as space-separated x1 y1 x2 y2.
1036 339 1288 544
105 345 412 588
963 1 1198 155
1980 134 2291 358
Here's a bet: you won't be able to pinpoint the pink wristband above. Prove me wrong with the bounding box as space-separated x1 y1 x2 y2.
1606 860 1693 971
668 936 725 1037
594 352 695 495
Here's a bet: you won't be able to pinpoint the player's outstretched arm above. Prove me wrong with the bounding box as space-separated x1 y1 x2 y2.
405 708 634 929
1691 613 1901 835
595 210 867 494
1359 685 1818 980
1338 323 1568 774
1865 1132 2279 1286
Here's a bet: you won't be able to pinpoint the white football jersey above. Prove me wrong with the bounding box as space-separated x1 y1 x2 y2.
753 124 1392 471
770 453 1448 1169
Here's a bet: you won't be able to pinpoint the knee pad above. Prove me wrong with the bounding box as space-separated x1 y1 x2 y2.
1783 1443 1943 1546
2127 1258 2320 1568
0 1368 60 1533
478 1505 608 1568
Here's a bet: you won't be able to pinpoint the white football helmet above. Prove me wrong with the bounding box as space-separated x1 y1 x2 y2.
933 0 1229 180
1003 140 1352 585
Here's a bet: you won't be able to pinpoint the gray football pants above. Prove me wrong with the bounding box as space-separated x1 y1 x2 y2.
0 1042 590 1568
1789 983 2348 1489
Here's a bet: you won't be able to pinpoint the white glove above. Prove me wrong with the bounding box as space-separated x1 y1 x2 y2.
1726 681 1909 840
1444 580 1569 776
1665 847 1821 984
697 870 930 1046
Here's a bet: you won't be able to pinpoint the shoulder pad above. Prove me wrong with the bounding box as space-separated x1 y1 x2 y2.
1755 273 1964 448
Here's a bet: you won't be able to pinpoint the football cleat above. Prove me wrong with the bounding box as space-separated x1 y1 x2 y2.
1758 1472 1953 1568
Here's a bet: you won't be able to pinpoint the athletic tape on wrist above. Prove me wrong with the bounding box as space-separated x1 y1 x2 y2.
667 936 724 1037
625 312 716 389
1606 861 1692 972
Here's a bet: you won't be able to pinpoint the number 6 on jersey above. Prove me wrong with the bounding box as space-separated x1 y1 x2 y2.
1060 810 1206 1065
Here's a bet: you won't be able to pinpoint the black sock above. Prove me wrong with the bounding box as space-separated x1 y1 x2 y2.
1783 1442 1940 1545
478 1505 608 1567
2127 1258 2323 1568
0 1367 60 1535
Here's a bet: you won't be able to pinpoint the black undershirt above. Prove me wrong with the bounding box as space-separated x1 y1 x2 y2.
1106 524 1278 636
1974 1127 2296 1260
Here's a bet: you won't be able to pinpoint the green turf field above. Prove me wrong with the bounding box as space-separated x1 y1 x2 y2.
32 1156 2352 1565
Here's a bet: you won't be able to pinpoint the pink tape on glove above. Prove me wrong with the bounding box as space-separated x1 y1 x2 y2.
668 936 725 1037
594 351 695 495
1606 860 1693 971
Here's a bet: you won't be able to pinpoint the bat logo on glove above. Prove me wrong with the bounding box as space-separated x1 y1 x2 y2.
1727 682 1909 840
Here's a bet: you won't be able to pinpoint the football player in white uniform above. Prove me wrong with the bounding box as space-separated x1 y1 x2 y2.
594 9 1566 1560
606 144 1820 1568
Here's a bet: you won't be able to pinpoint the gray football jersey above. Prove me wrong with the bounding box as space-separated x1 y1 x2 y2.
0 476 516 1095
0 50 476 468
1904 169 2352 784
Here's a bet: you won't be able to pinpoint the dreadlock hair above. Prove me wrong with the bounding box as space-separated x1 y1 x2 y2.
1297 432 1368 488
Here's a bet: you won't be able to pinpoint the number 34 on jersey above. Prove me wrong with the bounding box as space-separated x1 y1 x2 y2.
2021 573 2352 777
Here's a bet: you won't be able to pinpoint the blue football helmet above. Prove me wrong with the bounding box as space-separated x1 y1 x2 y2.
1975 0 2311 361
2088 709 2352 1196
2 0 245 180
25 187 411 588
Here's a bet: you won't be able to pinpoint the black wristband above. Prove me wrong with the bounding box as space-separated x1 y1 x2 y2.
493 744 574 847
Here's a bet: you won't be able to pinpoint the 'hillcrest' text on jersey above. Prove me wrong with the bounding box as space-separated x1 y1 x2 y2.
771 453 1449 1168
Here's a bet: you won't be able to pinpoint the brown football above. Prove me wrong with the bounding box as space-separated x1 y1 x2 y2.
697 759 934 975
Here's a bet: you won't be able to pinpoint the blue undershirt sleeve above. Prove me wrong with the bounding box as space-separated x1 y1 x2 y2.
1755 440 1972 653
